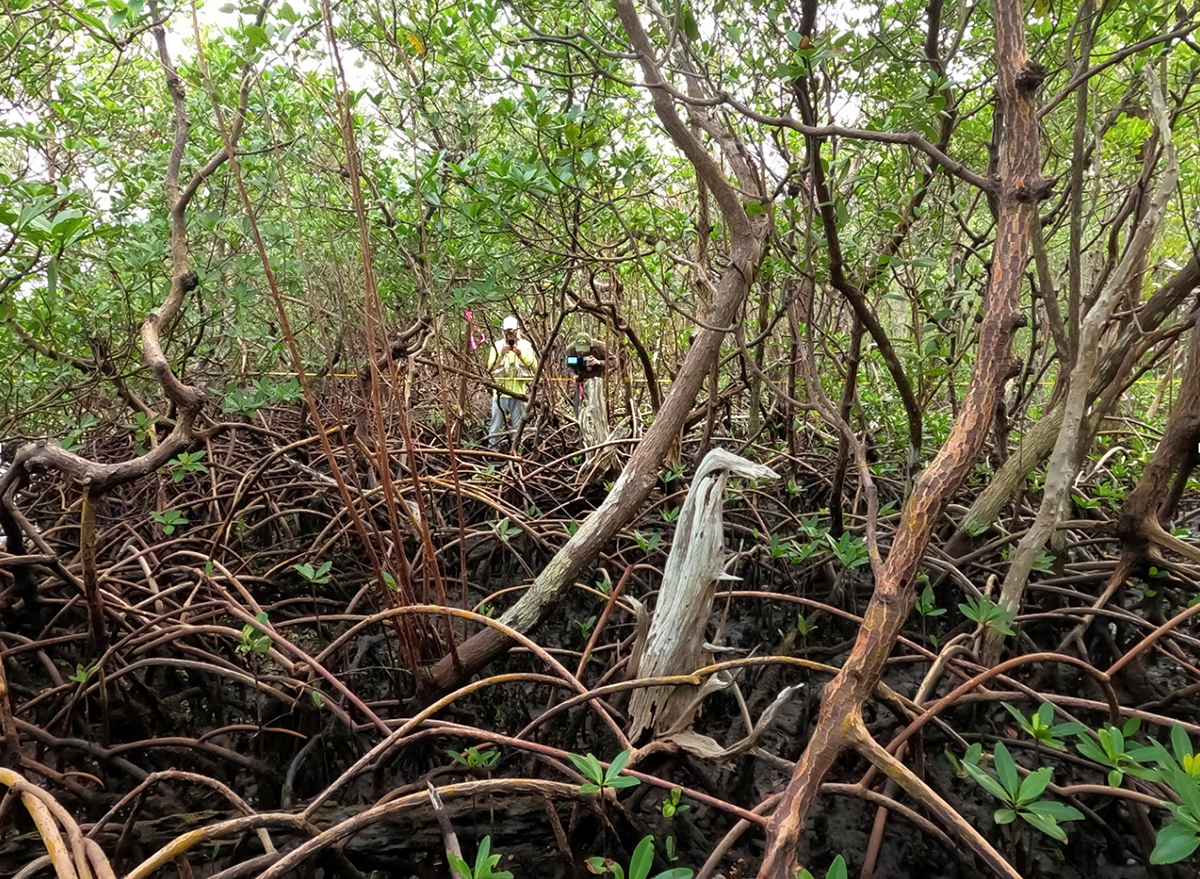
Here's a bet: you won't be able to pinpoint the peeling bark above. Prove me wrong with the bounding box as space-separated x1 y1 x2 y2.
954 254 1200 544
423 0 769 694
759 0 1043 873
982 69 1179 664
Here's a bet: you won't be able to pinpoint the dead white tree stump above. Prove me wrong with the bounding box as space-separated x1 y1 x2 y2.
627 448 777 739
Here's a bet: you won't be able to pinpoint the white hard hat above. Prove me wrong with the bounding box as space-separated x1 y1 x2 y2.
501 316 519 331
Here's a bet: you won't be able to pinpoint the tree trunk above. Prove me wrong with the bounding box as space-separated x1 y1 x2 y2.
422 0 769 694
1116 307 1200 562
981 70 1179 664
747 286 771 438
953 255 1200 545
759 0 1043 871
576 378 625 486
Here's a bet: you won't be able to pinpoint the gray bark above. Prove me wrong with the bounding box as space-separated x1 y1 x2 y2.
627 449 777 738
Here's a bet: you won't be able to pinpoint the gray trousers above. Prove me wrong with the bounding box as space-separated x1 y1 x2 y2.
488 395 526 449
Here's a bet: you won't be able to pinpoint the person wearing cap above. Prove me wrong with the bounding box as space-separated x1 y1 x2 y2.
569 333 608 379
567 332 610 417
487 316 538 450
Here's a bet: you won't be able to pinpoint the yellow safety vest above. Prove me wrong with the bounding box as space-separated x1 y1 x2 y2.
487 337 538 395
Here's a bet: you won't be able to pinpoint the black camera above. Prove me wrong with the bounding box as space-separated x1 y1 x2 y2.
567 344 604 380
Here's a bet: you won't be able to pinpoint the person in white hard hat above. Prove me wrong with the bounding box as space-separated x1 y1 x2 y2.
486 315 538 450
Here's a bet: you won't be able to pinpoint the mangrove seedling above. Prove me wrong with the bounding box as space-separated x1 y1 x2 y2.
570 748 640 794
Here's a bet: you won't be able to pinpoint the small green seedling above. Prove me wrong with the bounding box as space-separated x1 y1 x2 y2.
662 461 685 483
946 741 985 778
959 595 1016 636
767 533 791 559
448 835 513 879
167 450 209 482
237 612 272 656
790 540 825 563
632 531 662 553
825 532 870 568
914 583 945 619
798 515 827 539
570 749 640 794
659 787 690 818
150 509 188 535
70 663 98 684
448 746 500 769
797 854 847 879
579 614 598 641
129 411 158 443
1030 548 1056 574
962 741 1083 841
1074 717 1159 787
1000 702 1084 751
1095 480 1123 507
63 414 99 452
586 835 692 879
293 561 332 585
1146 726 1200 863
1173 725 1200 779
494 517 521 542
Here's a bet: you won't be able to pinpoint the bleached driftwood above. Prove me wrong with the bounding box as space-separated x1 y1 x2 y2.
665 681 804 761
627 448 777 739
576 379 627 485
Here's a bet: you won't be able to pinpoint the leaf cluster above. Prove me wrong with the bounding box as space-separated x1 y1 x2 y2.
586 836 691 879
569 749 640 795
961 741 1083 841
